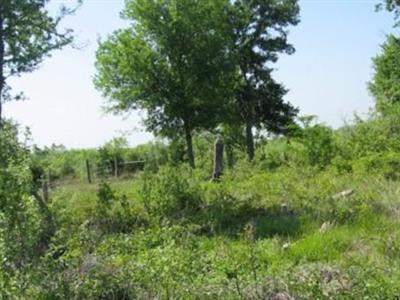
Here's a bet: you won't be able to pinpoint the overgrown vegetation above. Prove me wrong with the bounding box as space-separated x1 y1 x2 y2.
2 0 400 299
2 109 400 298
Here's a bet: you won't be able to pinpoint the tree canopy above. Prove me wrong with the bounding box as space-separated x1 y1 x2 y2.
0 0 79 123
95 0 300 166
95 0 234 168
228 0 300 160
370 35 400 115
378 0 400 25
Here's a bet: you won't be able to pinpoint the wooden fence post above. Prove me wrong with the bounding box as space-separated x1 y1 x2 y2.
212 137 224 181
86 159 92 184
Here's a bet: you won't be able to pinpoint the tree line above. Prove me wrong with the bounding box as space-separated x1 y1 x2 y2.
94 0 300 167
0 0 399 166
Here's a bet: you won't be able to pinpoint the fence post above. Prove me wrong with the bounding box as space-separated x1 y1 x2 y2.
212 137 224 181
86 159 92 184
114 156 119 178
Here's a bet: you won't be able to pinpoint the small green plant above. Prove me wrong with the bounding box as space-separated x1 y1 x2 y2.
139 166 202 221
97 181 116 209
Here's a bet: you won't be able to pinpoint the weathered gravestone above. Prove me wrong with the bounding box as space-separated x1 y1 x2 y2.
212 137 224 181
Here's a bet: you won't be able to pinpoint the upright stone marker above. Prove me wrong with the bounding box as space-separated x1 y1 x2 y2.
86 159 92 184
212 137 224 181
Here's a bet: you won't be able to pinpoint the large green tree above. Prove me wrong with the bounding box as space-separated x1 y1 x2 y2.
228 0 300 160
369 35 400 114
0 0 79 124
95 0 234 168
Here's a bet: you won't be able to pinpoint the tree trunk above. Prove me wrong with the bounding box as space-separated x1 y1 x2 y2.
245 121 255 161
0 10 4 125
185 127 195 168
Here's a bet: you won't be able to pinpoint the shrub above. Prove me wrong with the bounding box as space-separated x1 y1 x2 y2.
294 116 336 168
140 166 202 221
0 122 45 297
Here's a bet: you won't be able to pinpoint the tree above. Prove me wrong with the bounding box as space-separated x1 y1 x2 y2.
377 0 400 26
369 35 400 115
0 0 79 124
228 0 300 160
95 0 234 168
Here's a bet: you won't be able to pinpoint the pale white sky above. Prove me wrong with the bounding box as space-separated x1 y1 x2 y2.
4 0 396 148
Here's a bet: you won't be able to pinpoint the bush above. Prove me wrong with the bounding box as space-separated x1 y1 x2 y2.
0 122 45 297
353 151 400 179
294 116 336 168
140 166 202 221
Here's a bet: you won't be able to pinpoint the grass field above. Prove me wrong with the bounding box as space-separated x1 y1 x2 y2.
27 163 400 299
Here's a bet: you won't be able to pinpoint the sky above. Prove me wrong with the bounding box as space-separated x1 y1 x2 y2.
4 0 397 149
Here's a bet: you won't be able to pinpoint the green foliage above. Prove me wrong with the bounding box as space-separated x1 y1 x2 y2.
228 0 300 160
257 138 292 170
295 116 336 168
370 35 400 114
0 0 79 121
23 164 400 299
94 0 302 165
95 0 234 167
353 151 400 180
97 181 116 209
95 180 146 234
140 166 202 220
10 101 400 298
377 0 400 26
257 116 336 170
6 133 400 298
6 2 400 298
32 145 98 181
97 137 128 177
333 105 400 174
0 122 43 297
30 139 173 182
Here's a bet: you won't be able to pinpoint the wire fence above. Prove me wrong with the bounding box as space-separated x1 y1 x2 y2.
85 158 145 184
37 157 146 202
